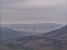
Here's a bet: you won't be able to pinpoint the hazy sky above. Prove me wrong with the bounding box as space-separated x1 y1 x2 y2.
1 0 67 24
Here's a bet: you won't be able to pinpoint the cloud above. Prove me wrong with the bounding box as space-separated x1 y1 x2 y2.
1 0 66 24
17 0 65 8
2 0 65 9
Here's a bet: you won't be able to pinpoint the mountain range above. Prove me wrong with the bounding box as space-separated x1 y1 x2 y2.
16 25 67 50
0 23 66 50
0 23 63 41
3 23 63 32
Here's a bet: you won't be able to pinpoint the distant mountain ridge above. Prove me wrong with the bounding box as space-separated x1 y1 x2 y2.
0 23 63 41
5 23 63 33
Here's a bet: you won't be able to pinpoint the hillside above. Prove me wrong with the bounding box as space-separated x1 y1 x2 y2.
0 27 34 41
16 25 67 50
43 25 67 40
0 24 66 50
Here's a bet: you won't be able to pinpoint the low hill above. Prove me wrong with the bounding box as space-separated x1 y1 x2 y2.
43 25 67 40
0 27 34 41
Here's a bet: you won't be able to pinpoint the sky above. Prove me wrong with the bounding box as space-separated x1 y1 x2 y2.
1 0 67 24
